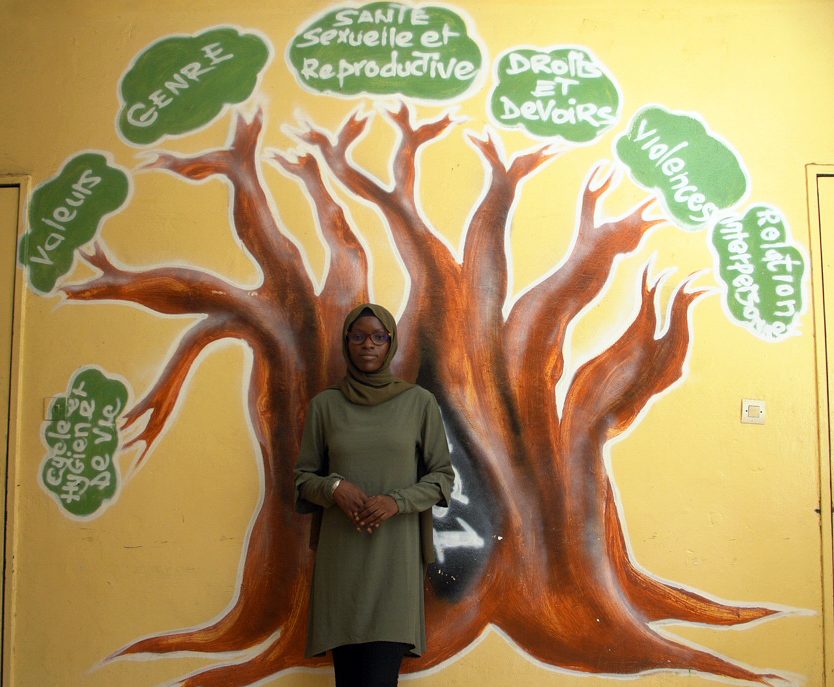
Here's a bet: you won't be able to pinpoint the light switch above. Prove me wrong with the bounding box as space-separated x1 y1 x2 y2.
741 399 765 425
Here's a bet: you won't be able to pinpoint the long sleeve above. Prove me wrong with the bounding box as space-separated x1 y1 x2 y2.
388 394 454 514
302 386 451 653
294 398 343 512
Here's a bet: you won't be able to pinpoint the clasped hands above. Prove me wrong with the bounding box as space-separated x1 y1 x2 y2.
332 480 398 534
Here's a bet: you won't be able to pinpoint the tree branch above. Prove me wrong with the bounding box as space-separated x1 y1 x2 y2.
463 132 558 328
385 101 457 203
295 111 391 206
270 151 368 303
561 269 706 447
296 107 461 377
431 134 560 443
506 165 662 391
63 243 247 316
270 149 370 382
122 318 235 466
146 109 317 306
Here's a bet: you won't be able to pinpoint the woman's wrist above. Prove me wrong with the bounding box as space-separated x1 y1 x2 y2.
330 478 342 497
387 491 404 513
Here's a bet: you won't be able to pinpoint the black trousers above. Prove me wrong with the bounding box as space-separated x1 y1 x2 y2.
331 641 409 687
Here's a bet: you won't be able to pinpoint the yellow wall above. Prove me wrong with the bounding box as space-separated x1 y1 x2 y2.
2 1 834 686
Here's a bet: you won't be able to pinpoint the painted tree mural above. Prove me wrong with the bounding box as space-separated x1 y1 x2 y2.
18 6 813 687
52 99 784 687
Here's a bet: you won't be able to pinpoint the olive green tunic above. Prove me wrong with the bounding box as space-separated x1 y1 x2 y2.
295 386 453 657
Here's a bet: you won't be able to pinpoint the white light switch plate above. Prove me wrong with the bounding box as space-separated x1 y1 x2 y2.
741 399 766 425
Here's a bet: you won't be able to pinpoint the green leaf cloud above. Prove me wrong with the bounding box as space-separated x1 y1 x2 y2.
18 152 130 294
490 46 621 143
118 26 271 145
288 2 482 100
39 367 129 519
615 105 748 229
711 205 806 341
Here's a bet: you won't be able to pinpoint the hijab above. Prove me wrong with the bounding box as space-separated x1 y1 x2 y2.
333 303 415 406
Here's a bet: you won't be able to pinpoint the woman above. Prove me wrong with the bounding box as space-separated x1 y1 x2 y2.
294 303 455 687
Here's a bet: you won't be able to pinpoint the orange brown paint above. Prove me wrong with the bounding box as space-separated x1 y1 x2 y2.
66 105 778 686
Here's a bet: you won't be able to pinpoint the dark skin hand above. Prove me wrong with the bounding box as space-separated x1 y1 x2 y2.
332 479 368 521
333 481 399 534
355 494 399 533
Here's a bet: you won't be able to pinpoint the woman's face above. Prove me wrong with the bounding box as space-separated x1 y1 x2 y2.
347 315 391 373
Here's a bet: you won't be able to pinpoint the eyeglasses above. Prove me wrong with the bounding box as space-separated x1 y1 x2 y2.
346 331 391 346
